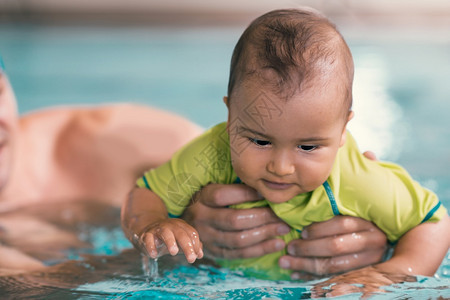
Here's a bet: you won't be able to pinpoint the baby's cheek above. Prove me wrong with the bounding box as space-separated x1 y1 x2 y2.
230 157 245 178
303 166 330 191
232 152 261 185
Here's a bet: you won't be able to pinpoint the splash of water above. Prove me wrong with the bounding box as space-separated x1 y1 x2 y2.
132 233 160 280
141 254 159 280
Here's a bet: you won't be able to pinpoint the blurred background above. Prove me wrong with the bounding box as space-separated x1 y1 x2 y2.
0 0 449 204
1 0 450 27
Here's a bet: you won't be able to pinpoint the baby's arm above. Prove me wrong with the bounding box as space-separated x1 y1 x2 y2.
311 216 449 297
121 187 203 263
376 215 449 276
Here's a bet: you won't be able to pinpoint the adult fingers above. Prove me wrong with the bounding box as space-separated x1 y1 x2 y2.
201 222 289 249
193 183 262 207
310 265 409 298
185 183 286 232
188 199 285 231
311 282 364 298
362 150 378 161
302 216 385 240
0 245 45 271
280 249 385 276
198 223 286 259
214 207 285 231
206 238 286 259
288 229 387 257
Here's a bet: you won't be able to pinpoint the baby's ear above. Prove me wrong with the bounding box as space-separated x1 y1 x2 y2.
340 111 354 147
223 96 229 108
347 110 354 122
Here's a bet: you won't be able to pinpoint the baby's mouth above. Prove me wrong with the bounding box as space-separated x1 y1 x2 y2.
262 179 293 190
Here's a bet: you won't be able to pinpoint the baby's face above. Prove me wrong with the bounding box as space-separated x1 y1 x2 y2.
226 80 350 204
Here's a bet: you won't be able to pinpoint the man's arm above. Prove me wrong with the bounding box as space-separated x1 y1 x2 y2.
0 245 44 272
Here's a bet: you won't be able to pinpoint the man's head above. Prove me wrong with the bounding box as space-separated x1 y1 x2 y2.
224 8 355 203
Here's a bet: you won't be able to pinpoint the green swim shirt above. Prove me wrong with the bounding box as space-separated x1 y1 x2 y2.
137 122 447 280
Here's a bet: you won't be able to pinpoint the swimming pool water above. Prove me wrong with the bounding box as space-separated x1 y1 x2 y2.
0 215 448 299
0 23 449 298
1 219 449 299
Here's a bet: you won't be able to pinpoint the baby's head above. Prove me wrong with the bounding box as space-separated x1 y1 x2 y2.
225 8 355 203
228 8 353 112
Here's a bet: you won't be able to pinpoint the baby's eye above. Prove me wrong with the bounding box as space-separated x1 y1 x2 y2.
249 138 271 146
298 145 317 152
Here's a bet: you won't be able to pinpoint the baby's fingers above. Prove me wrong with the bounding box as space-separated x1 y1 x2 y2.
175 229 202 263
142 232 158 258
182 229 204 261
140 220 203 264
142 230 178 258
157 228 180 256
190 230 204 259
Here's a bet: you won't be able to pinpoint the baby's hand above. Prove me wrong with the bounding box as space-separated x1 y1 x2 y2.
139 219 203 263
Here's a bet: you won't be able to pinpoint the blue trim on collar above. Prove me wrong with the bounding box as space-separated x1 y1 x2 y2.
142 176 151 190
421 201 441 223
323 181 340 215
234 177 242 184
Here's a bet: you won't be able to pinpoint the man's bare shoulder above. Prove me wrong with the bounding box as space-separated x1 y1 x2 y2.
20 104 119 132
20 103 201 138
18 105 121 184
12 104 202 206
20 103 202 171
19 105 113 139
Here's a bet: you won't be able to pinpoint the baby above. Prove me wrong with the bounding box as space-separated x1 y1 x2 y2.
121 8 449 280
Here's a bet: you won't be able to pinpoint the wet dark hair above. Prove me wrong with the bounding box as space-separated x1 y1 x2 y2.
227 8 354 112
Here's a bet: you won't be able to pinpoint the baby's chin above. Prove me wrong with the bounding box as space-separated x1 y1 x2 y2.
257 184 320 203
257 189 298 204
